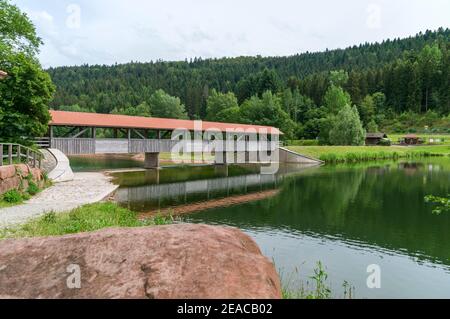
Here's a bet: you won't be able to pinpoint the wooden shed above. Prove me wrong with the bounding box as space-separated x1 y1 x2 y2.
365 133 388 146
402 134 422 145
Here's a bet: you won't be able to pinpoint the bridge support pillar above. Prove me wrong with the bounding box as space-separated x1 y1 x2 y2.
144 152 160 169
214 163 229 177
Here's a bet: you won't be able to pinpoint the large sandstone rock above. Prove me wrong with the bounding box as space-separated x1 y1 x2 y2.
0 224 281 299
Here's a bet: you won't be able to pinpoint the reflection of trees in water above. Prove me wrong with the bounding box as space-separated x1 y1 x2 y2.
271 170 364 229
191 163 450 266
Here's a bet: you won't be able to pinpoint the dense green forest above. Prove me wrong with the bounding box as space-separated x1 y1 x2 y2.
48 28 450 140
1 0 448 146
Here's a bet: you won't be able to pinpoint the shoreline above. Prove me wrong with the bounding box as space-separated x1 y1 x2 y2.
0 172 118 228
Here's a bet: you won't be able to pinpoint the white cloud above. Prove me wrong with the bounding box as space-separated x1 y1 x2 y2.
13 0 450 67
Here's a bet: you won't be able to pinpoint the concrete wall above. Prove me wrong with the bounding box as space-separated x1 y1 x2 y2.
46 149 74 182
278 147 323 164
0 164 43 196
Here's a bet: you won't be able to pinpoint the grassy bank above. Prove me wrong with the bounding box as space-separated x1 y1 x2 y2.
0 202 172 239
288 145 450 163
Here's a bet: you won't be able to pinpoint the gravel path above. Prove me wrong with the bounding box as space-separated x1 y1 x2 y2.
0 173 119 228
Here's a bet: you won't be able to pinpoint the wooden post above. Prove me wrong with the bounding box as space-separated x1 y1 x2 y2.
0 144 3 166
17 145 21 163
8 144 13 165
92 127 96 139
128 129 131 153
26 149 30 165
49 125 54 148
32 152 36 168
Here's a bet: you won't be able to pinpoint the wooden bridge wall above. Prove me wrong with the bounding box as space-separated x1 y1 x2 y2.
50 138 277 155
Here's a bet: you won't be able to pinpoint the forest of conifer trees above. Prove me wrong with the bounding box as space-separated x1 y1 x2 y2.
47 28 450 139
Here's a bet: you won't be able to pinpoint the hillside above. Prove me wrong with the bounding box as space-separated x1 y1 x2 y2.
47 28 450 119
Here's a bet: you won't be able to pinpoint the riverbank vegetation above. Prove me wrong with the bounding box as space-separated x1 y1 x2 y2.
281 262 354 299
0 190 29 208
288 145 450 163
0 202 173 239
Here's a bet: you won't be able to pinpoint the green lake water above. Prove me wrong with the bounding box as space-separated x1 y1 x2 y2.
74 156 450 298
69 155 144 172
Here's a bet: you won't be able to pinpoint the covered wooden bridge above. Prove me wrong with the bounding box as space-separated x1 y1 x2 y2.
39 111 282 168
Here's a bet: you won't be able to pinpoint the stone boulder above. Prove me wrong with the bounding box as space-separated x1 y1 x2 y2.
0 224 281 299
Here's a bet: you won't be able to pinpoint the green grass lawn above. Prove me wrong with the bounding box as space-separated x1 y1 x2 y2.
0 202 172 239
0 201 21 209
288 145 450 163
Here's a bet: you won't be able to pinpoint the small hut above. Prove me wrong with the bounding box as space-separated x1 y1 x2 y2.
365 133 388 146
402 134 422 145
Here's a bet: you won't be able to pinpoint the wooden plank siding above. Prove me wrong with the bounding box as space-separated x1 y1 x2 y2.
129 139 181 153
96 139 129 154
50 138 279 155
51 138 95 155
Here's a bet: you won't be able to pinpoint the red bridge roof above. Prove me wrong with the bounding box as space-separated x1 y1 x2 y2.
49 110 282 135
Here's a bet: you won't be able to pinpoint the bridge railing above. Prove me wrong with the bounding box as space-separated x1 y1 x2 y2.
49 137 280 155
0 143 43 168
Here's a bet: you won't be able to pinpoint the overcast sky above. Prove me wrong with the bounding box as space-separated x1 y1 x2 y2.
13 0 450 68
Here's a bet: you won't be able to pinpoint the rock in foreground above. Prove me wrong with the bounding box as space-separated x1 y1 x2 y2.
0 224 281 299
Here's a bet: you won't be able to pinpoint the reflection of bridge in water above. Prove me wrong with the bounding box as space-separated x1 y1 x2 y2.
114 164 319 212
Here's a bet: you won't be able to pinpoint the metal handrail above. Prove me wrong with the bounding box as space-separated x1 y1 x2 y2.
0 143 44 168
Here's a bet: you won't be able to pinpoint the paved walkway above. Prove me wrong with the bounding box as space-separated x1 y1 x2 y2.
0 173 119 228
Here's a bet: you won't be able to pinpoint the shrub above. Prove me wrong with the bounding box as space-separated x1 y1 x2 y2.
287 140 319 146
151 215 174 225
21 193 31 201
2 190 23 204
42 212 57 223
378 138 392 146
27 181 40 196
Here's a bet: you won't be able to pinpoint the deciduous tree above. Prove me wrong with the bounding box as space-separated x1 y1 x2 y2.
329 105 366 146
